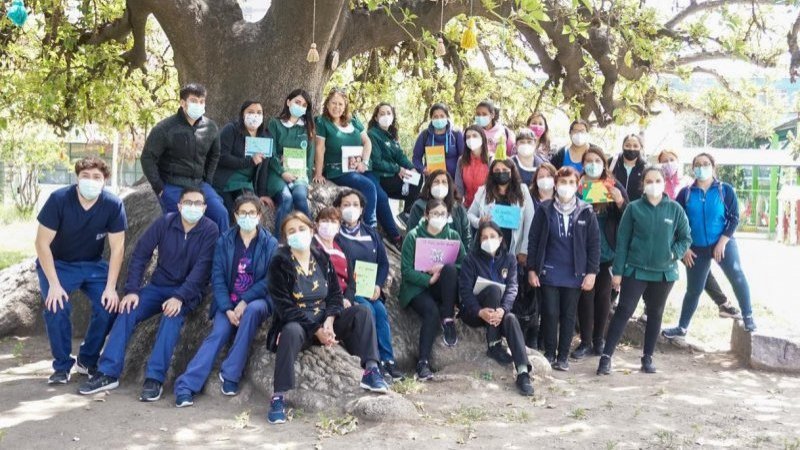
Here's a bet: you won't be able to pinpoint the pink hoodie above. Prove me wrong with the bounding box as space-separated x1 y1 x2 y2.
483 122 516 157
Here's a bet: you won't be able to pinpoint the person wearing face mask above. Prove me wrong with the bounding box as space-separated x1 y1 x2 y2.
662 153 756 340
551 119 598 172
212 100 273 222
400 200 467 380
526 167 600 372
173 194 278 407
459 222 534 396
266 89 315 240
454 125 490 207
35 157 127 385
407 169 471 249
526 112 552 161
571 147 629 359
656 150 740 320
312 207 352 308
367 102 420 221
141 83 229 233
412 103 466 179
265 212 389 424
474 100 516 157
79 187 220 401
598 168 692 375
512 128 546 185
609 134 646 201
468 159 534 266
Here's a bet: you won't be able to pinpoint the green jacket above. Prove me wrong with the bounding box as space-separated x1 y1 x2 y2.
407 199 471 250
399 222 466 308
266 117 315 197
316 115 365 179
367 126 413 178
612 195 692 282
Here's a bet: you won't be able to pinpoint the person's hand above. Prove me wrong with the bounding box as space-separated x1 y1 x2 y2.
683 248 697 268
234 300 247 320
313 174 327 184
371 286 381 301
423 168 430 176
581 273 596 291
252 153 264 165
609 186 624 204
428 263 444 276
259 196 274 210
398 168 408 179
282 172 297 183
319 317 338 346
119 293 139 314
527 271 540 288
491 308 505 327
356 162 367 173
343 298 352 309
315 327 332 345
429 269 442 285
478 308 494 325
226 309 239 326
713 238 729 263
162 297 183 318
611 275 622 291
517 253 527 266
479 215 493 225
45 283 69 313
101 287 119 312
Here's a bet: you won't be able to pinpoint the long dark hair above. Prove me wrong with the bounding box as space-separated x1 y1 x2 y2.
485 159 524 206
368 102 399 140
581 146 615 182
526 112 550 153
476 220 506 252
278 89 315 141
529 162 557 200
238 100 265 135
419 169 462 211
462 125 489 165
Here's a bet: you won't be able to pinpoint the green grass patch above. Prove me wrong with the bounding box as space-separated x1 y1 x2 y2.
0 250 29 270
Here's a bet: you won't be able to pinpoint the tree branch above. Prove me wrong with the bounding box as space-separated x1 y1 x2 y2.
664 0 775 30
670 49 776 67
77 9 133 45
789 9 800 82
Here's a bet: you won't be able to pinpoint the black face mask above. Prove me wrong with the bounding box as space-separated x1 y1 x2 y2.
492 172 511 185
623 150 640 161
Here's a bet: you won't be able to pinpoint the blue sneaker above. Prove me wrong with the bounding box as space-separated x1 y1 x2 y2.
175 393 194 408
268 395 287 424
219 373 239 396
359 367 389 394
743 316 757 332
661 326 687 339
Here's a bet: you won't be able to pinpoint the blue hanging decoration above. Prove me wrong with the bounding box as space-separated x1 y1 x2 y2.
7 0 28 27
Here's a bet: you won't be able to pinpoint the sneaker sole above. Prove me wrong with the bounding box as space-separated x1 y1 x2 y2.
268 417 287 424
416 374 434 381
140 386 163 402
219 373 238 397
359 382 389 394
48 375 71 385
78 379 119 394
175 400 194 408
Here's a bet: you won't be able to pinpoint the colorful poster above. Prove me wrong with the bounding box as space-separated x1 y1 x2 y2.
284 147 308 183
245 137 273 157
354 260 378 298
414 238 461 271
425 145 446 172
581 180 613 204
491 204 521 230
341 146 365 173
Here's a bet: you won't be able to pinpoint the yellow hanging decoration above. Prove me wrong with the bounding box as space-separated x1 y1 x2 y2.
307 0 319 63
494 133 508 161
307 43 320 63
461 18 478 50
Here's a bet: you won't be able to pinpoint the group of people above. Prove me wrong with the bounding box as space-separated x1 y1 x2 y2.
34 83 756 425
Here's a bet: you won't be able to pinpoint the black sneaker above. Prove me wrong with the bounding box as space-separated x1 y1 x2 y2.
718 302 742 319
381 361 405 381
592 339 605 356
416 360 434 381
175 393 194 408
442 320 458 347
569 342 592 360
661 326 686 339
78 374 119 394
139 378 163 402
743 316 757 332
552 358 569 372
75 361 97 377
48 371 70 385
515 372 534 396
641 355 656 374
487 342 514 366
597 355 611 375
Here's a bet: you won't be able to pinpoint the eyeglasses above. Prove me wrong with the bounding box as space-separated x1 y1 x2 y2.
181 200 206 207
428 212 448 219
237 211 259 218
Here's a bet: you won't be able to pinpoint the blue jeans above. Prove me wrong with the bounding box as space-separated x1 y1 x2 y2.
36 260 115 372
678 238 752 330
97 284 188 383
367 172 401 239
272 182 310 239
173 299 271 396
160 182 230 233
354 296 394 362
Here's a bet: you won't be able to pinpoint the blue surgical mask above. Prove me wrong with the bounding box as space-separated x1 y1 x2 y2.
474 116 491 127
237 215 259 232
289 103 307 118
287 231 312 250
180 205 204 223
186 102 205 120
694 166 713 181
77 179 104 200
431 118 448 130
584 162 603 178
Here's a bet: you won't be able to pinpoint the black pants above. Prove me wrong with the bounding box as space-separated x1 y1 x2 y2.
408 264 458 362
540 285 582 360
577 262 613 346
603 277 674 358
513 268 541 349
380 175 420 214
704 272 727 305
461 285 531 371
273 304 379 393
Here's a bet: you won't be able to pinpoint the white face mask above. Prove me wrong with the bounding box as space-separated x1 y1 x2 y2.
378 115 393 128
317 222 340 239
557 184 577 200
480 238 501 255
571 132 588 147
341 206 361 224
517 144 535 157
428 216 448 232
644 182 665 199
661 161 679 176
244 113 263 129
466 137 483 152
536 177 554 190
430 184 448 200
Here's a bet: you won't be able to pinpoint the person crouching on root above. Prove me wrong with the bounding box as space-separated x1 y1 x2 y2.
266 212 388 424
459 221 534 396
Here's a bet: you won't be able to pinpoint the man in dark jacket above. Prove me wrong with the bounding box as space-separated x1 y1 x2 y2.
79 187 219 402
141 83 229 232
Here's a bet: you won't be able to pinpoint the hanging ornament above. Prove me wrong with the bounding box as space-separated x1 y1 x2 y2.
7 0 28 27
435 36 447 57
327 50 340 70
306 0 320 63
460 0 478 50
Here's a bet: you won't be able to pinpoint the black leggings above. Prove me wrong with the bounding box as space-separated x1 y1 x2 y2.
540 285 582 360
577 262 613 345
603 277 674 358
408 264 458 362
380 174 420 214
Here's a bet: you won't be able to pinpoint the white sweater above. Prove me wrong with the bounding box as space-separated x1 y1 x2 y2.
467 185 534 256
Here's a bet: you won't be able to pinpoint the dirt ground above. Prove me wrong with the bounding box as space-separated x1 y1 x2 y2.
1 334 799 450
